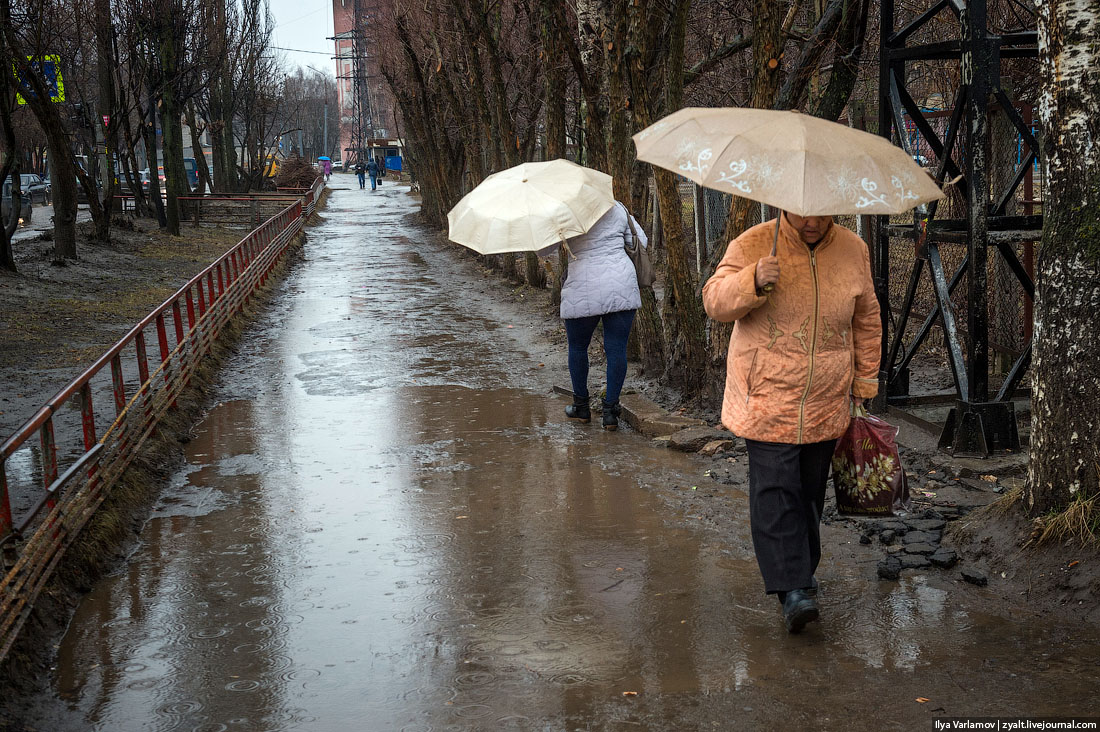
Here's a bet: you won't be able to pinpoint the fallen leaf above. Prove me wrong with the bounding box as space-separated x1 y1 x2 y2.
916 698 930 703
616 567 624 571
1068 560 1080 568
981 475 998 482
456 515 468 519
622 691 638 696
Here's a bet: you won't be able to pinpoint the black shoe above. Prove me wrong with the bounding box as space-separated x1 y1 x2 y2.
782 589 820 634
602 402 622 431
565 396 591 423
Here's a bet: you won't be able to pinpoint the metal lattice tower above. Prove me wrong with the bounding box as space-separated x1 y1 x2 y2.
332 0 376 166
875 0 1040 455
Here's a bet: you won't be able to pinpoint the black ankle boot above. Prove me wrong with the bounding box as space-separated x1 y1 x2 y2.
565 396 591 423
602 402 622 431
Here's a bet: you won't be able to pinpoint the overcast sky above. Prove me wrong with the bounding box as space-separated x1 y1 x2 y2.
267 0 337 76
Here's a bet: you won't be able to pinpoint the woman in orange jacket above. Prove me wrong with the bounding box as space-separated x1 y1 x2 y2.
702 212 881 633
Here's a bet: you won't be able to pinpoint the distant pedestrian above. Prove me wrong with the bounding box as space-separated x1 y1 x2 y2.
322 159 332 180
367 158 380 191
702 212 881 634
355 161 366 189
559 202 646 431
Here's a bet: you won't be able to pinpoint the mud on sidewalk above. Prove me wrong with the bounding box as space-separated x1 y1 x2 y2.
421 211 1100 629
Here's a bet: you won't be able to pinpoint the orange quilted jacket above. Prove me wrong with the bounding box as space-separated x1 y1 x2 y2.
702 216 881 444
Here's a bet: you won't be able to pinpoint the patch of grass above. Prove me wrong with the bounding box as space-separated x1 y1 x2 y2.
48 284 176 321
1026 490 1100 548
976 485 1025 517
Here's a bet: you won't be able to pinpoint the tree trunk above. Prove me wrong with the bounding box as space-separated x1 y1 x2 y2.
93 0 117 243
542 0 569 305
1026 1 1100 513
145 77 167 228
653 0 707 392
0 0 79 259
573 0 610 172
811 0 870 122
40 113 79 259
161 92 185 235
619 0 666 374
704 0 785 397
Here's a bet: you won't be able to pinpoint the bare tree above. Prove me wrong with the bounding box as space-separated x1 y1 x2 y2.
1 0 83 259
0 35 22 272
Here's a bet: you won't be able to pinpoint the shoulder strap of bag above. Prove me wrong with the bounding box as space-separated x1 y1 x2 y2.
620 203 640 252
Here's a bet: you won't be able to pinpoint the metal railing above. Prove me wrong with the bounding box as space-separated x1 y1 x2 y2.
0 178 323 662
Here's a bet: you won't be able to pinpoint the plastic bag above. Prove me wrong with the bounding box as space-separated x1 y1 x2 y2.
831 406 910 516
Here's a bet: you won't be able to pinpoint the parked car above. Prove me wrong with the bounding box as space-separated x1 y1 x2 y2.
183 157 198 190
20 173 51 205
2 178 32 224
72 170 103 204
139 167 166 192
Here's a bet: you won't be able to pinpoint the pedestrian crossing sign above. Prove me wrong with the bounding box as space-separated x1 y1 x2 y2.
14 55 65 104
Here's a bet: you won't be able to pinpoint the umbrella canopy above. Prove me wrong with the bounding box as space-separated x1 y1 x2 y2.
447 159 615 256
318 156 331 161
633 107 943 216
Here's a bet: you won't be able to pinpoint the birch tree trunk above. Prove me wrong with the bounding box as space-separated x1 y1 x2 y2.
1026 0 1100 513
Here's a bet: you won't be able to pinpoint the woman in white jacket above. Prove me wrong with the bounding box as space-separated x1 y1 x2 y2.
559 202 647 430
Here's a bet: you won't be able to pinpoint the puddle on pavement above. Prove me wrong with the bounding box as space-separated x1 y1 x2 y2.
26 181 1100 730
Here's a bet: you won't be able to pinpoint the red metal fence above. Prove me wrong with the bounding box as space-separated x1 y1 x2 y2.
0 179 323 662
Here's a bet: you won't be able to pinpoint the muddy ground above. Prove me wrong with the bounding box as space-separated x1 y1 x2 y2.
0 217 246 438
0 182 1098 729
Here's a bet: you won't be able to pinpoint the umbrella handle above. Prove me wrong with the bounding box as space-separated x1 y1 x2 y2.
561 238 577 261
762 217 779 293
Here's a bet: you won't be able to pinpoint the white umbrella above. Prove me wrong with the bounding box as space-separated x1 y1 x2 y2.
447 159 616 256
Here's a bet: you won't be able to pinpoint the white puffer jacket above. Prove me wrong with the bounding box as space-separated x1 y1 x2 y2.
559 203 647 320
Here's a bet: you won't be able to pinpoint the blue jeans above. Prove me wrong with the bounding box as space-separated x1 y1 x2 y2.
370 174 377 191
357 172 366 188
564 309 636 405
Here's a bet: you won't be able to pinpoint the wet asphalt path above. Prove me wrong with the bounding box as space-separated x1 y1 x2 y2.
19 177 1100 731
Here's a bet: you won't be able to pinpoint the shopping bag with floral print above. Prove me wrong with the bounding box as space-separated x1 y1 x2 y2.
832 405 910 516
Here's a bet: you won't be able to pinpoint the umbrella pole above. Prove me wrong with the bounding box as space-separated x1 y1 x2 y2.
762 215 780 293
561 238 577 261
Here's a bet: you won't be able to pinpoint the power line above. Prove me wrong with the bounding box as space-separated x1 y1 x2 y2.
271 45 332 55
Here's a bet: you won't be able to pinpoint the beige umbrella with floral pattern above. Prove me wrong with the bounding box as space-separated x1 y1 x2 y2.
634 107 943 216
633 107 944 271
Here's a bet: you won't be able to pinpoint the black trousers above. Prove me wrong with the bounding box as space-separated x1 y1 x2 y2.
745 438 837 595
